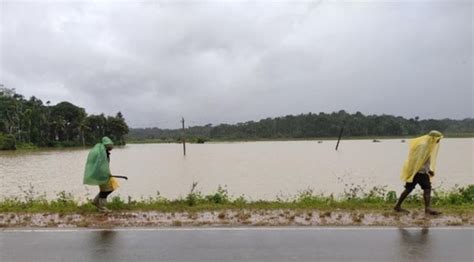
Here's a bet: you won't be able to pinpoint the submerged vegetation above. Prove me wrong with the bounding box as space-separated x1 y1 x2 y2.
1 184 473 214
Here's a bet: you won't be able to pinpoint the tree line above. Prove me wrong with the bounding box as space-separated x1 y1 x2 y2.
0 87 129 150
128 110 474 142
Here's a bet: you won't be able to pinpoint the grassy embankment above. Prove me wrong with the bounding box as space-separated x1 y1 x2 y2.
1 184 472 215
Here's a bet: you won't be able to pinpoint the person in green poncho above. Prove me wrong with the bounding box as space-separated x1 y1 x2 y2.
83 137 119 212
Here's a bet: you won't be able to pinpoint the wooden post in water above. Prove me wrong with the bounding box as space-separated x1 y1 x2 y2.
181 117 186 156
335 126 344 151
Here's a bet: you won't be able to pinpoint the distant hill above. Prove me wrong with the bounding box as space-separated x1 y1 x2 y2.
127 110 474 142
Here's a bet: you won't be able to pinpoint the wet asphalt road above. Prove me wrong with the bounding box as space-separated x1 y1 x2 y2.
1 227 473 262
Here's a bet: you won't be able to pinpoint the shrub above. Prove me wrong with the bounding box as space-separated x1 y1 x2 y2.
108 196 127 210
205 186 229 204
0 133 16 150
386 191 398 203
459 185 474 202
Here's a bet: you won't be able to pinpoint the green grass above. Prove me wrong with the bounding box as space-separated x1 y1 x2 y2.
1 184 473 215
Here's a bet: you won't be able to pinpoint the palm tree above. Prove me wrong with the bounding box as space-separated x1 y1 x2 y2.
78 118 89 147
52 118 66 141
23 108 32 143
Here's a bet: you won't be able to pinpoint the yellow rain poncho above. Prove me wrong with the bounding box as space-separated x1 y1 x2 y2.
83 137 119 191
401 131 443 182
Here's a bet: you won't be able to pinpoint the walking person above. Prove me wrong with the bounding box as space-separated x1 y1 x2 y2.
83 136 119 212
394 130 443 215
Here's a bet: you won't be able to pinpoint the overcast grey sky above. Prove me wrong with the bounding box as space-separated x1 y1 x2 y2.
1 0 472 128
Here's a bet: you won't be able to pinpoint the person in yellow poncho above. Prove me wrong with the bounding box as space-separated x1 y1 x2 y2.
394 130 443 215
83 137 119 212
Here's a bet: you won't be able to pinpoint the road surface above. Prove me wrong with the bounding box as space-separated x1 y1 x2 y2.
1 227 473 261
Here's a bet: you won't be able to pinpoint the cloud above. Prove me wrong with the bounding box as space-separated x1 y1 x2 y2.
1 0 472 128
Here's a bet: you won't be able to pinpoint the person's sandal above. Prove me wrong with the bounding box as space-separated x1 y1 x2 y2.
98 207 111 213
425 209 442 216
393 207 410 213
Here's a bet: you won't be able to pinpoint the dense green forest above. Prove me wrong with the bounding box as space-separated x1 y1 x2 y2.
3 87 471 149
0 88 129 150
128 111 474 142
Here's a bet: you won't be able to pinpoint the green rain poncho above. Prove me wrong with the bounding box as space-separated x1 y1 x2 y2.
83 137 114 185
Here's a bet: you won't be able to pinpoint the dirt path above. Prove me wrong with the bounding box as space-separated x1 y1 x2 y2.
1 209 472 228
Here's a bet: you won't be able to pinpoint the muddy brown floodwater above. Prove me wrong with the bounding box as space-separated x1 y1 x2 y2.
1 138 472 201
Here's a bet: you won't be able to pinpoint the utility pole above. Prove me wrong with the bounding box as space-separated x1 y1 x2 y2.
335 125 344 151
181 117 186 156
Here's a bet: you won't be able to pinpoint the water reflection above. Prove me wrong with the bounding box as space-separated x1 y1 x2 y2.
398 228 433 261
87 230 120 261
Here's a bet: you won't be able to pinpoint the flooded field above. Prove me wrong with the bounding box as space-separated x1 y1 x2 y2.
0 138 472 200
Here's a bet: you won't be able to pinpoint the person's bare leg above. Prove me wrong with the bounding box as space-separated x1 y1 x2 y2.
394 189 411 213
424 189 441 215
92 193 100 208
97 191 113 213
98 198 110 213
